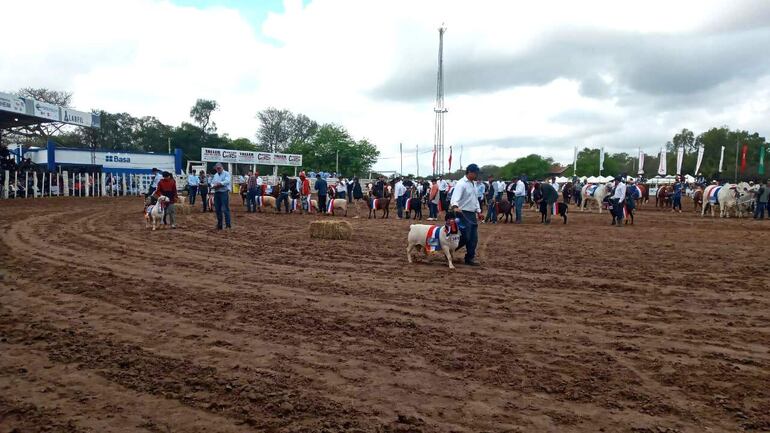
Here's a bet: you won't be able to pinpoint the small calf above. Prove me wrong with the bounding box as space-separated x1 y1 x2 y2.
539 201 568 224
406 212 462 269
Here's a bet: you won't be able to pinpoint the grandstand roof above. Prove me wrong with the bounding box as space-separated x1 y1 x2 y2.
0 91 99 130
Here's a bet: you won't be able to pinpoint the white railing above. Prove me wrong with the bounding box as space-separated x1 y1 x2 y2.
0 170 160 199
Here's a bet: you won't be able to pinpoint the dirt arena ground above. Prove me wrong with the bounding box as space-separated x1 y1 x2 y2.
1 196 769 433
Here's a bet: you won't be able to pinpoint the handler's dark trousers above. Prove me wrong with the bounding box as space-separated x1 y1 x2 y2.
246 188 258 212
755 202 768 219
460 210 479 263
277 192 289 213
317 195 327 213
214 191 231 229
612 199 622 224
189 185 198 205
199 186 209 211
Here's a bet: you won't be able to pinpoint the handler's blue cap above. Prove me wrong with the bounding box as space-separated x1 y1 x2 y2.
466 163 480 173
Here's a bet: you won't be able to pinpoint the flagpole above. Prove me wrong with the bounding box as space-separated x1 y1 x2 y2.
399 142 403 176
415 144 419 177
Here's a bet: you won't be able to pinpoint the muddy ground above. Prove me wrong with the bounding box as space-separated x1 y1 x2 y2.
1 196 769 433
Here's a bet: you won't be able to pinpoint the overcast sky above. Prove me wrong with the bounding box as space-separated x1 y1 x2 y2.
3 0 770 174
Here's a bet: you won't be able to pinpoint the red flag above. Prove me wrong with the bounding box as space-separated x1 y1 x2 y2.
448 146 453 172
432 147 436 172
740 144 748 173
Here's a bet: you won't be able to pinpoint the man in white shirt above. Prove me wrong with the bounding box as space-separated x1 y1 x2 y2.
148 167 162 195
611 176 626 227
438 176 449 211
187 170 199 205
450 164 482 266
394 177 407 218
514 176 526 223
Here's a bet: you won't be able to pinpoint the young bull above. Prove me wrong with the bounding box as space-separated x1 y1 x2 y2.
406 212 462 269
539 201 569 224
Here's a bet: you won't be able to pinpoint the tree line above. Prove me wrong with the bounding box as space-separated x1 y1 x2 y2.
439 127 766 181
0 89 380 176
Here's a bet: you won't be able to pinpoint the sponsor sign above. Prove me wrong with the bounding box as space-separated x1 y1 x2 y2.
33 100 60 121
202 147 302 166
287 154 302 166
237 150 256 164
0 92 26 114
61 107 92 127
257 152 274 165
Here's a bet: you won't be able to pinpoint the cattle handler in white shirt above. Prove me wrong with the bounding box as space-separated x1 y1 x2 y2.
450 163 482 266
611 176 627 227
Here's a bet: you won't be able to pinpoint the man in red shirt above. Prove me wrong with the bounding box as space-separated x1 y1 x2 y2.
153 171 178 228
299 171 311 213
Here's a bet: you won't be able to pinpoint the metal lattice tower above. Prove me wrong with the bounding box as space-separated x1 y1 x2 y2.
433 25 447 176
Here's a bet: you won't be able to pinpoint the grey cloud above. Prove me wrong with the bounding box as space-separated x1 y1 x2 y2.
371 25 770 103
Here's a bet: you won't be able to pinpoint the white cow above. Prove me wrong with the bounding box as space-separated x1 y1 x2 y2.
406 218 462 269
703 184 742 218
580 183 611 213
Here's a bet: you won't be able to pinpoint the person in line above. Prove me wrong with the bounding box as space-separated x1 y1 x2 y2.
438 176 449 211
428 178 439 221
350 177 364 218
394 177 407 219
315 173 328 213
246 171 260 213
186 170 199 205
374 175 386 198
540 181 558 224
276 174 290 213
148 167 162 197
336 177 347 200
611 176 627 226
485 175 497 223
346 177 354 203
198 170 209 212
298 171 311 212
211 163 232 229
153 171 178 229
672 175 684 213
754 179 770 220
450 163 482 266
514 176 526 224
476 178 486 213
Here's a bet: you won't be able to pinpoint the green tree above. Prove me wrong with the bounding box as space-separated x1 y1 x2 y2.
189 99 218 133
499 154 554 180
286 124 379 176
256 108 294 152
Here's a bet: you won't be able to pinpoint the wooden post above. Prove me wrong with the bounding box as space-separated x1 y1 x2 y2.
122 174 127 196
63 171 69 196
25 172 29 198
101 172 106 197
14 171 18 198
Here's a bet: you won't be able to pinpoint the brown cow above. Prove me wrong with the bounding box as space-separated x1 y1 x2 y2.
656 185 673 209
693 187 704 213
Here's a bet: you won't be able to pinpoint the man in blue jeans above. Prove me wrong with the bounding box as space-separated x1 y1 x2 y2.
187 170 199 205
513 175 526 223
451 163 482 266
211 163 232 229
754 179 770 219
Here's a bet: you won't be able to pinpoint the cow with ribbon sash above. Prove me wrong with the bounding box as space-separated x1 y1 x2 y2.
405 210 462 269
366 192 390 219
580 183 612 213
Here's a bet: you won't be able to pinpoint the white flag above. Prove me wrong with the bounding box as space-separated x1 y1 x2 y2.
599 147 605 172
637 149 645 175
658 147 667 176
694 145 705 175
676 145 684 175
573 146 578 173
718 145 725 172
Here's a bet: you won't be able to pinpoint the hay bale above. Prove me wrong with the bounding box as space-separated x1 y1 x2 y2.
175 201 192 215
309 220 353 240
